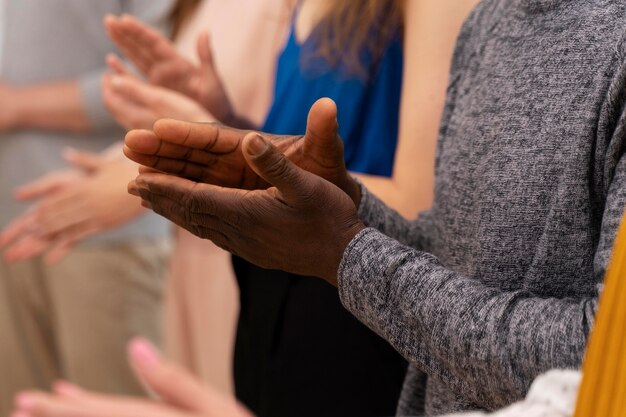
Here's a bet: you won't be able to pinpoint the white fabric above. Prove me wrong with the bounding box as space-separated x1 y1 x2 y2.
446 371 581 417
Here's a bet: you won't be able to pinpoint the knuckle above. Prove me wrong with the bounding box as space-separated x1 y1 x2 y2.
264 154 292 180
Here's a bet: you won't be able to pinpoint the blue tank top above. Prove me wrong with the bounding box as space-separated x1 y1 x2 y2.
262 23 404 176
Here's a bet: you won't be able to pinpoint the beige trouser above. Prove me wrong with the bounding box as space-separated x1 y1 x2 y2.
0 242 169 417
165 228 239 395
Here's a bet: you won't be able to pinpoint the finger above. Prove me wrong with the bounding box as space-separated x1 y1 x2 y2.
110 75 160 107
104 15 153 75
36 197 89 238
15 389 190 417
62 148 105 173
133 173 212 216
3 234 51 263
105 53 132 76
104 77 156 130
44 224 100 265
129 176 250 259
132 173 249 229
119 15 178 60
242 134 310 201
0 209 40 247
303 98 345 168
124 146 219 181
197 31 215 70
128 338 229 412
124 129 231 177
15 391 88 417
152 119 244 153
45 243 74 265
138 165 162 174
13 175 70 201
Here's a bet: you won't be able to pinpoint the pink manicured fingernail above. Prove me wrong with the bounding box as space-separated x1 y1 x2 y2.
129 338 160 368
14 393 33 411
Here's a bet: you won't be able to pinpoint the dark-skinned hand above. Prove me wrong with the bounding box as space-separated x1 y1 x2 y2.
129 133 365 285
123 98 362 208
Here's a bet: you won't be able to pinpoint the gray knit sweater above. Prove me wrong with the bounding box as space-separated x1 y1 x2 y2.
337 0 626 415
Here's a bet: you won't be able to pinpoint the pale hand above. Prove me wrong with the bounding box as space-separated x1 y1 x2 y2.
0 149 145 264
12 338 254 417
104 14 234 123
103 73 212 130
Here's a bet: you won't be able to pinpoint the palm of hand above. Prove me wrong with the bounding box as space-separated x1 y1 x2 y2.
124 98 360 205
131 135 363 283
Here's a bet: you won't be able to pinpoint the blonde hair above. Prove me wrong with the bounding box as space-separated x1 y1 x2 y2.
168 0 203 41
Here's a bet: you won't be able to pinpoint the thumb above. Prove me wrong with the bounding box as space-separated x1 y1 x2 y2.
127 338 223 413
197 31 216 71
242 133 310 201
106 53 132 76
303 98 345 167
62 148 104 172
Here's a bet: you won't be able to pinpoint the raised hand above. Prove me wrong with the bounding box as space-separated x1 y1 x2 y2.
124 98 362 207
12 338 253 417
104 14 234 123
129 132 365 284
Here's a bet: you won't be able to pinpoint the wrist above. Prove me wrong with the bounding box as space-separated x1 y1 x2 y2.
342 175 362 209
324 220 366 286
3 86 25 130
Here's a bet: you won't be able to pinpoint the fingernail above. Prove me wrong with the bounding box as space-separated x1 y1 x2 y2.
10 412 30 417
15 393 33 412
246 134 268 156
129 338 160 368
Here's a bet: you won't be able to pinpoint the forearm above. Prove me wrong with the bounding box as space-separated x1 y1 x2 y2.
338 228 596 410
12 81 92 133
355 180 433 250
354 0 478 219
353 172 433 220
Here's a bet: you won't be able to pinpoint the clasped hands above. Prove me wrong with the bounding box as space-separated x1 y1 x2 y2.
126 98 364 285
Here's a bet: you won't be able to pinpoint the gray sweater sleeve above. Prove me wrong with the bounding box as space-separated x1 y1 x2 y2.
356 181 435 252
339 123 626 412
78 0 173 130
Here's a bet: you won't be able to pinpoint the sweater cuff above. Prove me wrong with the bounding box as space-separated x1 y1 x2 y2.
78 70 117 131
354 178 389 228
337 227 431 329
338 227 390 319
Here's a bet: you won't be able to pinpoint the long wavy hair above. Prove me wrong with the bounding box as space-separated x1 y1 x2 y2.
311 0 404 77
168 0 403 75
168 0 203 41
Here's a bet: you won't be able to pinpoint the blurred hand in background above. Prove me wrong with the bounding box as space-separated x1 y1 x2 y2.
0 146 145 264
105 14 234 124
12 338 254 417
